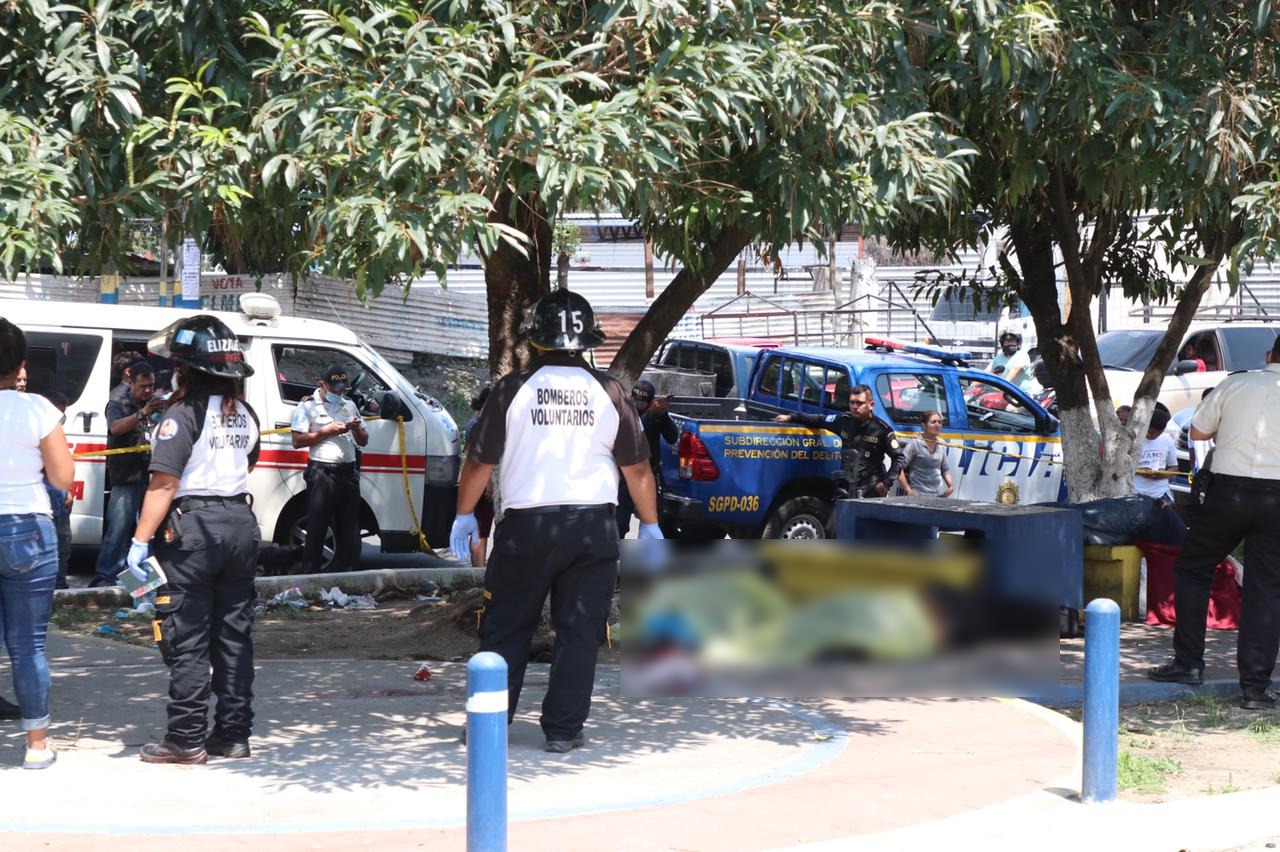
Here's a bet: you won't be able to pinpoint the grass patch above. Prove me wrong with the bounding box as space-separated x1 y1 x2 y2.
1118 750 1182 795
49 607 112 630
1181 694 1231 726
1245 716 1280 744
1204 774 1241 795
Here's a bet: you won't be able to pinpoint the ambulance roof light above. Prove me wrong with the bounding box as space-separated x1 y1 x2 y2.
239 293 282 323
864 337 972 366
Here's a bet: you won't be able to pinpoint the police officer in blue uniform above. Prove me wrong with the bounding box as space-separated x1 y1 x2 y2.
774 383 906 498
127 316 261 764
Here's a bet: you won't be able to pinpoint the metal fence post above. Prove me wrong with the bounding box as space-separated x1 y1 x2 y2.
467 652 508 851
1082 598 1119 803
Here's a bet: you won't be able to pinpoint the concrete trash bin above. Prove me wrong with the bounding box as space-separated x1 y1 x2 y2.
1082 545 1142 621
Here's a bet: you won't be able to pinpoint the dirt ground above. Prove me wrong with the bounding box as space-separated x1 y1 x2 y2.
1063 695 1280 802
52 587 621 665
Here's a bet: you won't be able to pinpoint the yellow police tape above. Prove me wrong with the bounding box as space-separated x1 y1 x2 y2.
396 416 433 553
932 439 1065 466
70 414 436 552
71 425 295 460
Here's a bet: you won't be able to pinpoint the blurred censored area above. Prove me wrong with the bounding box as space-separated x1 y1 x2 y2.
620 540 1058 699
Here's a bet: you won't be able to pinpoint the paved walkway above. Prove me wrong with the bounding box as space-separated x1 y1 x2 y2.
0 620 1276 850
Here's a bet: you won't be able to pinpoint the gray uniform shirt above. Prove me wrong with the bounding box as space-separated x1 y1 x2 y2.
901 437 950 496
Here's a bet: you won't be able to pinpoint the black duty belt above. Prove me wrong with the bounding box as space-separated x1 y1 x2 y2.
309 460 357 470
178 494 249 509
504 504 615 517
1212 473 1280 491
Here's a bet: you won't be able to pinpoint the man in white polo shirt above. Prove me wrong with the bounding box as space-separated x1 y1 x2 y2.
450 289 661 753
290 364 368 573
1149 335 1280 709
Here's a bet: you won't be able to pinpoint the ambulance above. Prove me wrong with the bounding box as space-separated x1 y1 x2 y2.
1 294 460 565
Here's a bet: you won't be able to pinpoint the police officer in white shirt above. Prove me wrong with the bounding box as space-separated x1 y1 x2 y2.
1150 336 1280 709
450 289 659 753
126 316 261 764
291 364 368 573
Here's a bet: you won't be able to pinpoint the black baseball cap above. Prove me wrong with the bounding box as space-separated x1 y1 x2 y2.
324 364 350 393
631 380 656 404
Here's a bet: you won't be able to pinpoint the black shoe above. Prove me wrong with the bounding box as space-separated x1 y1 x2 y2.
0 695 21 721
204 735 251 759
544 733 585 754
87 576 118 589
1240 689 1279 710
140 740 208 765
1147 657 1204 686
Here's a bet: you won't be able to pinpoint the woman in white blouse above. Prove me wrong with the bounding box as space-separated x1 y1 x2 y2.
0 318 74 769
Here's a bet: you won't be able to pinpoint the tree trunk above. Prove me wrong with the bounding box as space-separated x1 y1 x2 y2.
556 252 570 290
608 226 753 385
483 190 552 378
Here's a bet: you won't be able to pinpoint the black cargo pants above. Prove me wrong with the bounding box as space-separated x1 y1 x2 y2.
153 496 260 748
478 505 618 740
1173 474 1280 693
302 461 362 572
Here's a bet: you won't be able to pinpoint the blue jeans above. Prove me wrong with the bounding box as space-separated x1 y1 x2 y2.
93 483 145 583
0 514 58 731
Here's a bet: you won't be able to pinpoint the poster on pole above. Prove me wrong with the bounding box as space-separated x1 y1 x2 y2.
181 238 201 301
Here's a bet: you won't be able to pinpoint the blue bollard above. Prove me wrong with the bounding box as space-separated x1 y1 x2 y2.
467 652 508 851
1082 598 1120 803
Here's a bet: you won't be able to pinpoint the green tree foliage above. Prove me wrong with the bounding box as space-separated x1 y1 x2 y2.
2 1 971 376
885 0 1280 500
248 1 972 374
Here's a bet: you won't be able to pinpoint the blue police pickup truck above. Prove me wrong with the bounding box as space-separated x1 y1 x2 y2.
657 339 1065 539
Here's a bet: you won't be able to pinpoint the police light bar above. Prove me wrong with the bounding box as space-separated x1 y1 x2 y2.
864 337 972 364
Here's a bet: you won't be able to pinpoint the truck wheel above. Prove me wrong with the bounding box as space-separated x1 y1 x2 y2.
762 497 830 540
274 501 337 572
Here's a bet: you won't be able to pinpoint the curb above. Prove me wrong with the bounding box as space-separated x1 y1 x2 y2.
1036 677 1242 708
53 565 485 610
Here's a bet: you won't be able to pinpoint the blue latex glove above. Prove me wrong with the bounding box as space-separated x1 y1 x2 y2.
125 538 151 582
450 513 479 562
638 523 665 540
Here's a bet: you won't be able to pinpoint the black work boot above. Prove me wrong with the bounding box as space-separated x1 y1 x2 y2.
1147 657 1204 686
544 732 585 754
1240 688 1279 710
140 739 208 765
204 734 251 759
0 695 21 721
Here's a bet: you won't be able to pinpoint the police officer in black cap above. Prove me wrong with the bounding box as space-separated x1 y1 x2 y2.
616 379 677 537
290 363 368 573
773 383 905 499
126 315 261 764
451 289 659 753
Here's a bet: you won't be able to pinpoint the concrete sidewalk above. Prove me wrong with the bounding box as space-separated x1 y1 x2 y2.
0 630 1080 850
1058 621 1268 705
1 624 1278 850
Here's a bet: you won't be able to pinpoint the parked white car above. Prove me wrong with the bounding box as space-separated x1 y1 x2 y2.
1098 322 1280 416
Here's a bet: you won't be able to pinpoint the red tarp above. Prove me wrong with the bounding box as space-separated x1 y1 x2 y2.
1139 540 1241 630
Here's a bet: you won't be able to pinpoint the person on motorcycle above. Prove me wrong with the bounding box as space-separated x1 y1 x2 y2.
987 332 1041 395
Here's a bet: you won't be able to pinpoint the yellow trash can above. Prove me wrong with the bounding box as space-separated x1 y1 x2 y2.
1082 545 1143 621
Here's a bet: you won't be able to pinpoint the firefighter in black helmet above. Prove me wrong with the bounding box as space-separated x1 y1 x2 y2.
128 315 262 764
451 289 660 753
